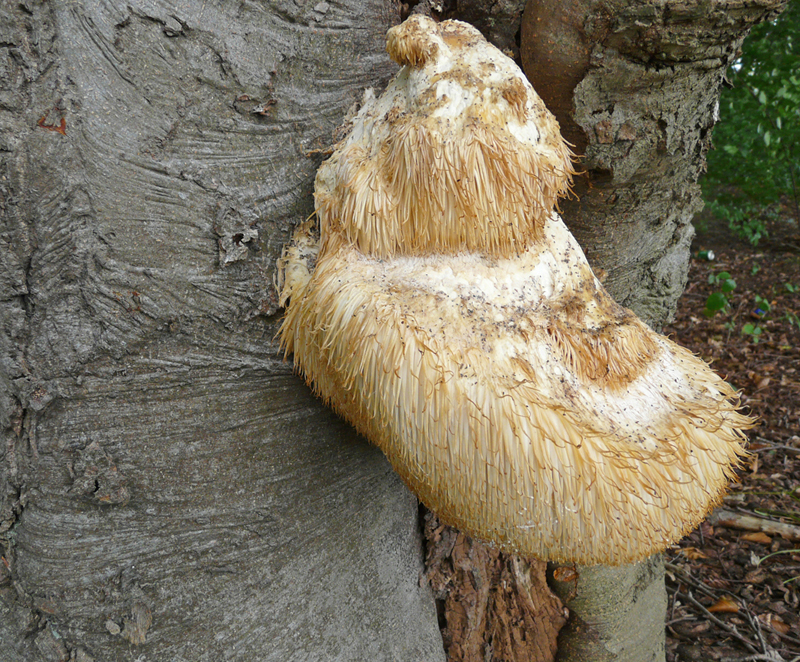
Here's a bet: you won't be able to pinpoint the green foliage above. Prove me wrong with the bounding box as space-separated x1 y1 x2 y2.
703 2 800 244
709 271 737 293
742 294 772 343
754 293 771 314
741 322 764 342
705 198 770 245
756 549 800 584
704 291 729 316
704 271 737 317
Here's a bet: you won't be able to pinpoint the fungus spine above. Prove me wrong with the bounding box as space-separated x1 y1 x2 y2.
278 15 750 566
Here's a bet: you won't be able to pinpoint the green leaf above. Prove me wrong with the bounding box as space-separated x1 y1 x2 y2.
754 295 772 313
742 323 762 336
703 1 800 236
721 278 737 293
717 271 732 281
704 292 728 316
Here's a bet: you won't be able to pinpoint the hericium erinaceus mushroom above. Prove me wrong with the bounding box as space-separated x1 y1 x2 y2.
278 14 750 566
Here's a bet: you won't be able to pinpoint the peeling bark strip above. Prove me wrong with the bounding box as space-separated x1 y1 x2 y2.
425 512 567 662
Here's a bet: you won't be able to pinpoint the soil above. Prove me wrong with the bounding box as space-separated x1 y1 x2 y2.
663 204 800 662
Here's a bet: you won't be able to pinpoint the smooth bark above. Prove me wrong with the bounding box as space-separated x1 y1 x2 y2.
0 1 444 660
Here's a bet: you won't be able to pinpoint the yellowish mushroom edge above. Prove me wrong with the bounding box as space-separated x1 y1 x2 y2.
277 15 751 566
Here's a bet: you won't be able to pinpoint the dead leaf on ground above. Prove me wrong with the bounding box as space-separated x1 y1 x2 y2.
707 596 739 614
679 547 707 560
741 531 772 544
759 613 791 635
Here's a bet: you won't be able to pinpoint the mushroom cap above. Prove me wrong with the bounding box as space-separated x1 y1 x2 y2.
315 15 575 260
279 17 750 565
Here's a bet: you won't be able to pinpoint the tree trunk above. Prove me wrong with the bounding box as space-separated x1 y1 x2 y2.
0 1 445 660
522 2 786 660
422 1 786 661
0 0 786 661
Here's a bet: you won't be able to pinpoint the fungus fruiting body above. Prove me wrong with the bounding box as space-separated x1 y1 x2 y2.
279 15 749 566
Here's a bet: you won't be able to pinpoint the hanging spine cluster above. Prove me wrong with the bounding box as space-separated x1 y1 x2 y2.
278 15 751 565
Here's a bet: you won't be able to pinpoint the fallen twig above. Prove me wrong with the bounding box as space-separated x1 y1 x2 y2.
681 591 760 654
743 608 774 661
666 615 698 627
751 437 800 454
666 562 722 599
709 508 800 541
752 445 800 453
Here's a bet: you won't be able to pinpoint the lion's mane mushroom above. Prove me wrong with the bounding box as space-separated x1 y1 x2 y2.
278 15 750 566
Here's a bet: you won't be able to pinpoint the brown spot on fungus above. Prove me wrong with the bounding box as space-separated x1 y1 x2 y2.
501 77 530 125
386 14 441 67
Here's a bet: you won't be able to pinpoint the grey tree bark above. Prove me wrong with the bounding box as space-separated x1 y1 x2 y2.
0 1 444 660
0 0 786 661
